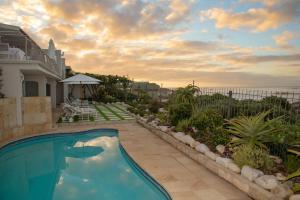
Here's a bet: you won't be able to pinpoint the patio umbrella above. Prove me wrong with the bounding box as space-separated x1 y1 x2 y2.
61 74 101 100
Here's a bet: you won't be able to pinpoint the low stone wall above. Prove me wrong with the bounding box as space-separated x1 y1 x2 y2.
22 97 52 134
0 98 17 138
137 119 283 200
0 97 53 145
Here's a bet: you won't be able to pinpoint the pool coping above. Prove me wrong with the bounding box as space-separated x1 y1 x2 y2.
0 127 173 200
137 119 283 200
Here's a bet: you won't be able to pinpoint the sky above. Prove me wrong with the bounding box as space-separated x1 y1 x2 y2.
0 0 300 88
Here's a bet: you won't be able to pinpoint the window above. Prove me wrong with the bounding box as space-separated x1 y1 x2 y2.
24 81 38 97
46 83 51 96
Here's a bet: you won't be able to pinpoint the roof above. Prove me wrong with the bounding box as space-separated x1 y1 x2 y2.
61 74 101 84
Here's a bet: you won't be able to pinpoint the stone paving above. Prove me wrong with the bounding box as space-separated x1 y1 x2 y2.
55 122 251 200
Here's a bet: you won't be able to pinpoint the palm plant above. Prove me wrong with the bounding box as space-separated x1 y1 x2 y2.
227 111 282 148
170 85 199 109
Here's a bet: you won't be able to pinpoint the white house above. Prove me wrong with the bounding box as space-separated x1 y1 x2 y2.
0 23 68 126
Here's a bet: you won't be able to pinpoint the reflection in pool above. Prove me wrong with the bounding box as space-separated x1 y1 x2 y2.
0 129 171 200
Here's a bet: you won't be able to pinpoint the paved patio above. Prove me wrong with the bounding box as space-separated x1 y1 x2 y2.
56 122 251 200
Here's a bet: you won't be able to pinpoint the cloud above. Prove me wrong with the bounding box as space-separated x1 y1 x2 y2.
239 0 280 6
200 0 300 32
1 0 300 87
40 0 193 40
219 53 300 64
273 31 296 49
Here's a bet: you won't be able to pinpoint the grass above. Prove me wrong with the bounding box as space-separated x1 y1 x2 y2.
112 104 127 112
102 104 125 120
94 104 110 120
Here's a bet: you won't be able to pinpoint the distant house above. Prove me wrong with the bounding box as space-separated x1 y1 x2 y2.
131 81 172 101
0 23 69 126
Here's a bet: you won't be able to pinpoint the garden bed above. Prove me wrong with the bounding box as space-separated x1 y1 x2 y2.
137 118 298 200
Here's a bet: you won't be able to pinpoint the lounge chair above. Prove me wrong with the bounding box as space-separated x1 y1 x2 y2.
63 103 97 117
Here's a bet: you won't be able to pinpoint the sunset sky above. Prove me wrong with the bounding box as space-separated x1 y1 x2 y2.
1 0 300 87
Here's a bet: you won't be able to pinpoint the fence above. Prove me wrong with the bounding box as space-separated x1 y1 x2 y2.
197 88 300 124
197 88 300 158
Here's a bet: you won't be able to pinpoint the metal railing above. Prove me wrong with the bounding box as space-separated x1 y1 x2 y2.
197 87 300 124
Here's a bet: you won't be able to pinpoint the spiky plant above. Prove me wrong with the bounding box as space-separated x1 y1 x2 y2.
227 111 282 149
287 167 300 192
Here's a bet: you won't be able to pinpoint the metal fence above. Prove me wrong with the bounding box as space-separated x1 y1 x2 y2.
197 88 300 158
197 88 300 124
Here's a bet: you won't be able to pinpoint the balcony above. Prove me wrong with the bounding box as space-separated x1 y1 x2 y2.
0 23 60 77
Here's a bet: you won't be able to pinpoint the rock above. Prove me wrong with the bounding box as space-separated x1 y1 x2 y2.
216 157 233 168
192 127 198 133
254 175 279 190
275 173 287 181
183 135 195 146
271 183 293 199
158 126 169 132
270 155 283 164
170 132 177 137
241 166 264 182
158 108 165 112
216 145 226 154
227 162 241 173
191 141 200 148
290 195 300 200
140 117 147 122
205 151 219 161
195 143 210 154
174 132 185 142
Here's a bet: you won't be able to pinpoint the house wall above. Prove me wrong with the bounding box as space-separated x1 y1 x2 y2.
1 66 24 125
0 97 53 145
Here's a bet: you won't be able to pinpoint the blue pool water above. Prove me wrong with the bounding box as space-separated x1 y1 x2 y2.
0 129 171 200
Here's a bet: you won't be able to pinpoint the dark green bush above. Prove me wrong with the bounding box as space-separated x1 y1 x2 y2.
89 116 95 122
190 109 223 132
73 115 80 122
176 119 192 132
103 95 116 103
57 117 62 123
149 101 161 113
156 112 169 125
233 144 274 171
284 154 300 173
168 103 193 126
209 127 230 147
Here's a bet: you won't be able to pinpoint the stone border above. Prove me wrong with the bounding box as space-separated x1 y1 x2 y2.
137 119 283 200
57 119 135 127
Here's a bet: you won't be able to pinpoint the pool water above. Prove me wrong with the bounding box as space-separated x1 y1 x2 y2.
0 129 171 200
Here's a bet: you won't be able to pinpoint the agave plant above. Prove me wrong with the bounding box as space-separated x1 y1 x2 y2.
287 167 300 192
227 111 282 149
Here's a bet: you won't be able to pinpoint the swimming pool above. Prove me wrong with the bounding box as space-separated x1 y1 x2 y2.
0 129 172 200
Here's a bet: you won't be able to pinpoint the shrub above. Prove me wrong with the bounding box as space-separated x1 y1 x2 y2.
176 119 192 133
57 117 62 123
190 109 223 132
227 111 282 148
156 112 169 125
168 103 193 126
233 144 274 171
209 127 230 147
89 116 95 122
148 101 161 113
284 154 300 173
287 167 300 192
103 95 116 103
73 115 80 122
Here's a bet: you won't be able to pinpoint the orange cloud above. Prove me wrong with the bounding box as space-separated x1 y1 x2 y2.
201 1 299 32
273 31 296 49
